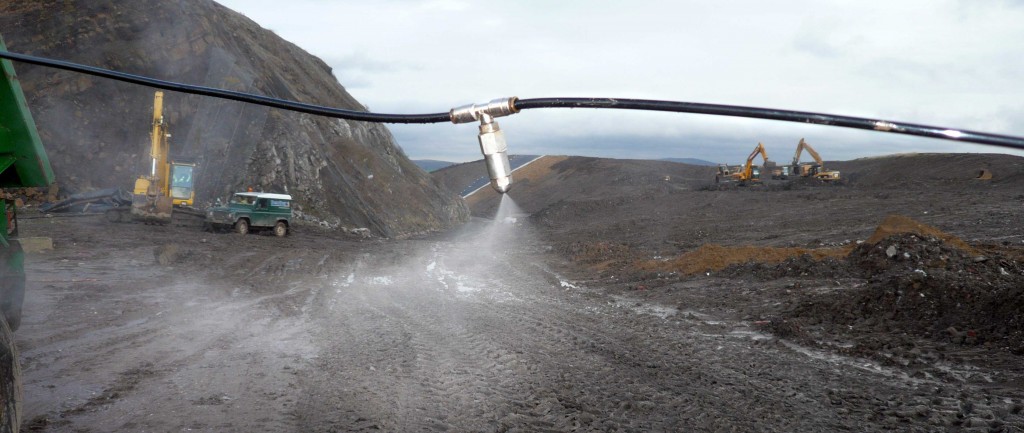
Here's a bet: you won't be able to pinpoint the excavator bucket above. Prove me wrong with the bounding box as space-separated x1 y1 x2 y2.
976 169 993 180
131 175 172 223
131 194 172 223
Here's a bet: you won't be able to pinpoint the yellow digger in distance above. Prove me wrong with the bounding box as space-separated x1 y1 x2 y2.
792 138 841 181
737 142 770 184
108 91 198 223
716 142 776 184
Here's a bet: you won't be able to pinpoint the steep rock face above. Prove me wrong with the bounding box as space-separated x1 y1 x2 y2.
0 0 468 237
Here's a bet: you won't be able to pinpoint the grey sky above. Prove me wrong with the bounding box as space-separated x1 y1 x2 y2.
216 0 1024 163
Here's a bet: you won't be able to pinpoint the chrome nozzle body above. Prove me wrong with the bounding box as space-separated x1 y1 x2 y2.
478 114 511 193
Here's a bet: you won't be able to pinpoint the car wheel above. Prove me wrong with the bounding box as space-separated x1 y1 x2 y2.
273 221 287 237
235 219 249 235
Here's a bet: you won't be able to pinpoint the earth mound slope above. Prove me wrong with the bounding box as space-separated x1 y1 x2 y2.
774 215 1024 354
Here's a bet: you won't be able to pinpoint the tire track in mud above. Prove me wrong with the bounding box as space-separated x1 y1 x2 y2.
368 238 977 431
295 242 623 432
500 261 1024 430
22 255 316 431
209 234 1024 431
451 261 807 431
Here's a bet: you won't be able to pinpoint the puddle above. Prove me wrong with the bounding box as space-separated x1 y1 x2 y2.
610 295 678 319
728 329 774 341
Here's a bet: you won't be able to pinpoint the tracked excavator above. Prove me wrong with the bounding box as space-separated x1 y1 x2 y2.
107 91 199 224
0 35 56 433
737 142 770 184
791 138 840 181
717 142 776 184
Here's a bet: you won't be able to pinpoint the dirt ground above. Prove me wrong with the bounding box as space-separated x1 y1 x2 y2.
13 153 1024 432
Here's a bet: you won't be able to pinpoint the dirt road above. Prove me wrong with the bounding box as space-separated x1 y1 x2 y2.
16 209 1023 432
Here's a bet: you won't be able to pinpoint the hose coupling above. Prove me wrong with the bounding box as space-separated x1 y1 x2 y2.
450 97 519 124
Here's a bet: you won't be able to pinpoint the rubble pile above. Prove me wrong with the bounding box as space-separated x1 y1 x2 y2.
793 232 1024 353
726 215 1024 354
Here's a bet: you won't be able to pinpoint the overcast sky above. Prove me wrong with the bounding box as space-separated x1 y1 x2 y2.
216 0 1024 163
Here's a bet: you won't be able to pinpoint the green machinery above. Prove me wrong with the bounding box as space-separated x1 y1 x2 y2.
0 34 56 433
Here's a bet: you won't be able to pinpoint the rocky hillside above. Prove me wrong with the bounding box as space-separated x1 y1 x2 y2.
0 0 467 237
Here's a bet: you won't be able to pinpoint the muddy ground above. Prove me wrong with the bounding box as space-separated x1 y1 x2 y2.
13 153 1024 432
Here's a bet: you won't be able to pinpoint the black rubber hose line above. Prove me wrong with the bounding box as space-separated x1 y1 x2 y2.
514 98 1024 152
0 50 450 124
2 50 1023 151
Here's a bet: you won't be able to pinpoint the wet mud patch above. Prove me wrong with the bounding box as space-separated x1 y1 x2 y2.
64 363 161 415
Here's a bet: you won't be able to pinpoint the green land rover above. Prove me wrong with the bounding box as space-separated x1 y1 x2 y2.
206 192 292 236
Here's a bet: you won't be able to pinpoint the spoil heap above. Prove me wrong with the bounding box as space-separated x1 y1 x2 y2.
782 216 1024 353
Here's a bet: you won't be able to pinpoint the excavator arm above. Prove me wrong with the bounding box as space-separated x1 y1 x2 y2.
792 138 840 181
151 91 170 197
792 138 823 166
130 92 174 223
740 142 769 181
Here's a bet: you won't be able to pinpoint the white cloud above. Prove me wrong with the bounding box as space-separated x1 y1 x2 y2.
216 0 1024 161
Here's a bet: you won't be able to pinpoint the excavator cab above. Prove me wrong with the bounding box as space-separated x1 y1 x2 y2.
169 162 196 206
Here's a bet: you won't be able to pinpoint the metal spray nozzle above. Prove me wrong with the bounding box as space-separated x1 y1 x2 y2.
478 114 512 193
451 97 518 194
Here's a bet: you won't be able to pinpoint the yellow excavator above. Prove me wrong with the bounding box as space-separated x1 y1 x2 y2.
716 142 773 184
109 91 197 223
791 138 840 181
738 142 770 183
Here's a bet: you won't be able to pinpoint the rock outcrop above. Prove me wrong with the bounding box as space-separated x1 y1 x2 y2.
0 0 468 237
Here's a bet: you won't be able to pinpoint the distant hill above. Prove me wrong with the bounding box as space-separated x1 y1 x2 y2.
413 160 456 172
660 158 718 166
431 155 542 197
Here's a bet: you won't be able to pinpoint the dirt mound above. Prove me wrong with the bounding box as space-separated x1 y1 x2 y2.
0 1 467 237
687 214 1024 360
741 214 1024 354
865 214 976 253
638 215 980 278
797 233 1024 352
641 244 848 275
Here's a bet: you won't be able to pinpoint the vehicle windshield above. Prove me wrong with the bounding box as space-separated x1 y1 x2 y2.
230 194 254 205
169 165 194 200
170 165 194 188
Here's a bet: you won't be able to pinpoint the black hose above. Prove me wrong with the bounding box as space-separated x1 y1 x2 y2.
514 98 1024 152
0 50 451 124
2 50 1023 151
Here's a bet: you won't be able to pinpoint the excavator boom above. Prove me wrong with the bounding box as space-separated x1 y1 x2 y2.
792 138 824 166
130 92 174 223
791 138 840 181
738 142 770 182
